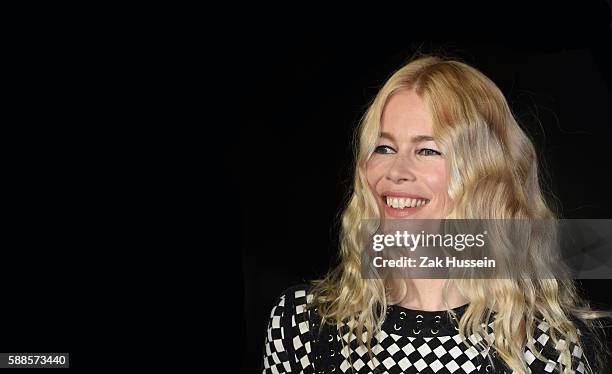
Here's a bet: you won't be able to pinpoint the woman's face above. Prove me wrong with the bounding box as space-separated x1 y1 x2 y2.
366 89 454 219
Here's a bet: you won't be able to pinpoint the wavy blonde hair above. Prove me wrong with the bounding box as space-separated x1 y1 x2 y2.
309 54 610 373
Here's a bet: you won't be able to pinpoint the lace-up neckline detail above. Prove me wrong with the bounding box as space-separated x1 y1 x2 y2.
384 303 469 337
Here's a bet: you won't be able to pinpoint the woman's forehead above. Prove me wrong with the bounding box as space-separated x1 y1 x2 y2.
380 91 434 139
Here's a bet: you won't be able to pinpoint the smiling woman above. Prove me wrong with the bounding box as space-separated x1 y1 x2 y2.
261 55 611 374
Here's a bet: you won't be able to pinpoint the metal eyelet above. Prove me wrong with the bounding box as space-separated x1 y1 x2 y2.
394 323 402 331
330 364 336 372
451 316 459 331
486 365 491 372
399 311 406 319
413 328 421 334
416 314 423 322
328 334 334 342
434 315 441 323
431 329 439 335
330 349 335 357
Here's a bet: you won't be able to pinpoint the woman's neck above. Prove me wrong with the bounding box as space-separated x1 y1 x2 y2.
397 279 469 311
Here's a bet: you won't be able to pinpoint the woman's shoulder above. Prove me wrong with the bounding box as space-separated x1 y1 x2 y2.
524 314 604 373
267 283 315 317
264 283 320 335
567 314 608 372
262 284 318 373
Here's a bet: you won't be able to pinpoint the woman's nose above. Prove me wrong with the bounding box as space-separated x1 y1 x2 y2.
385 156 417 183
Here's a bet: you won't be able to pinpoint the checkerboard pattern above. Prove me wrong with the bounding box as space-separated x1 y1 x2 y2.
262 285 591 373
338 330 490 373
520 320 586 374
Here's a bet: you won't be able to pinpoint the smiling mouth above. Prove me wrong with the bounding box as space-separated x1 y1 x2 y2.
384 196 430 209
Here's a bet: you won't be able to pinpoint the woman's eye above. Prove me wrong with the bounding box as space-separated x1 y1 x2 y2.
374 145 395 154
417 148 441 156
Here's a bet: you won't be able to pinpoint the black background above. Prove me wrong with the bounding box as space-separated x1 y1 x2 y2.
234 3 612 372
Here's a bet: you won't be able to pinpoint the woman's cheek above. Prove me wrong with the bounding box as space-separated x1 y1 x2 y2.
365 159 385 187
423 166 447 195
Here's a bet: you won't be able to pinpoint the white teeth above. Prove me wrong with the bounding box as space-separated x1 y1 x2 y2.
385 196 429 209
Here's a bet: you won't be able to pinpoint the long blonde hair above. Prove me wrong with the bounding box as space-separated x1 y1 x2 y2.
309 54 610 373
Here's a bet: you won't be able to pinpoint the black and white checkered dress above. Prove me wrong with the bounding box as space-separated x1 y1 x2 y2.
262 284 594 373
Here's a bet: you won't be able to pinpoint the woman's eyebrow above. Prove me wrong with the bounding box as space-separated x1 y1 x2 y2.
379 132 435 142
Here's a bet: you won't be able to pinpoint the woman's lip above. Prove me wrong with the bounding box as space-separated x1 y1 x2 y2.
382 192 430 200
383 201 427 218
